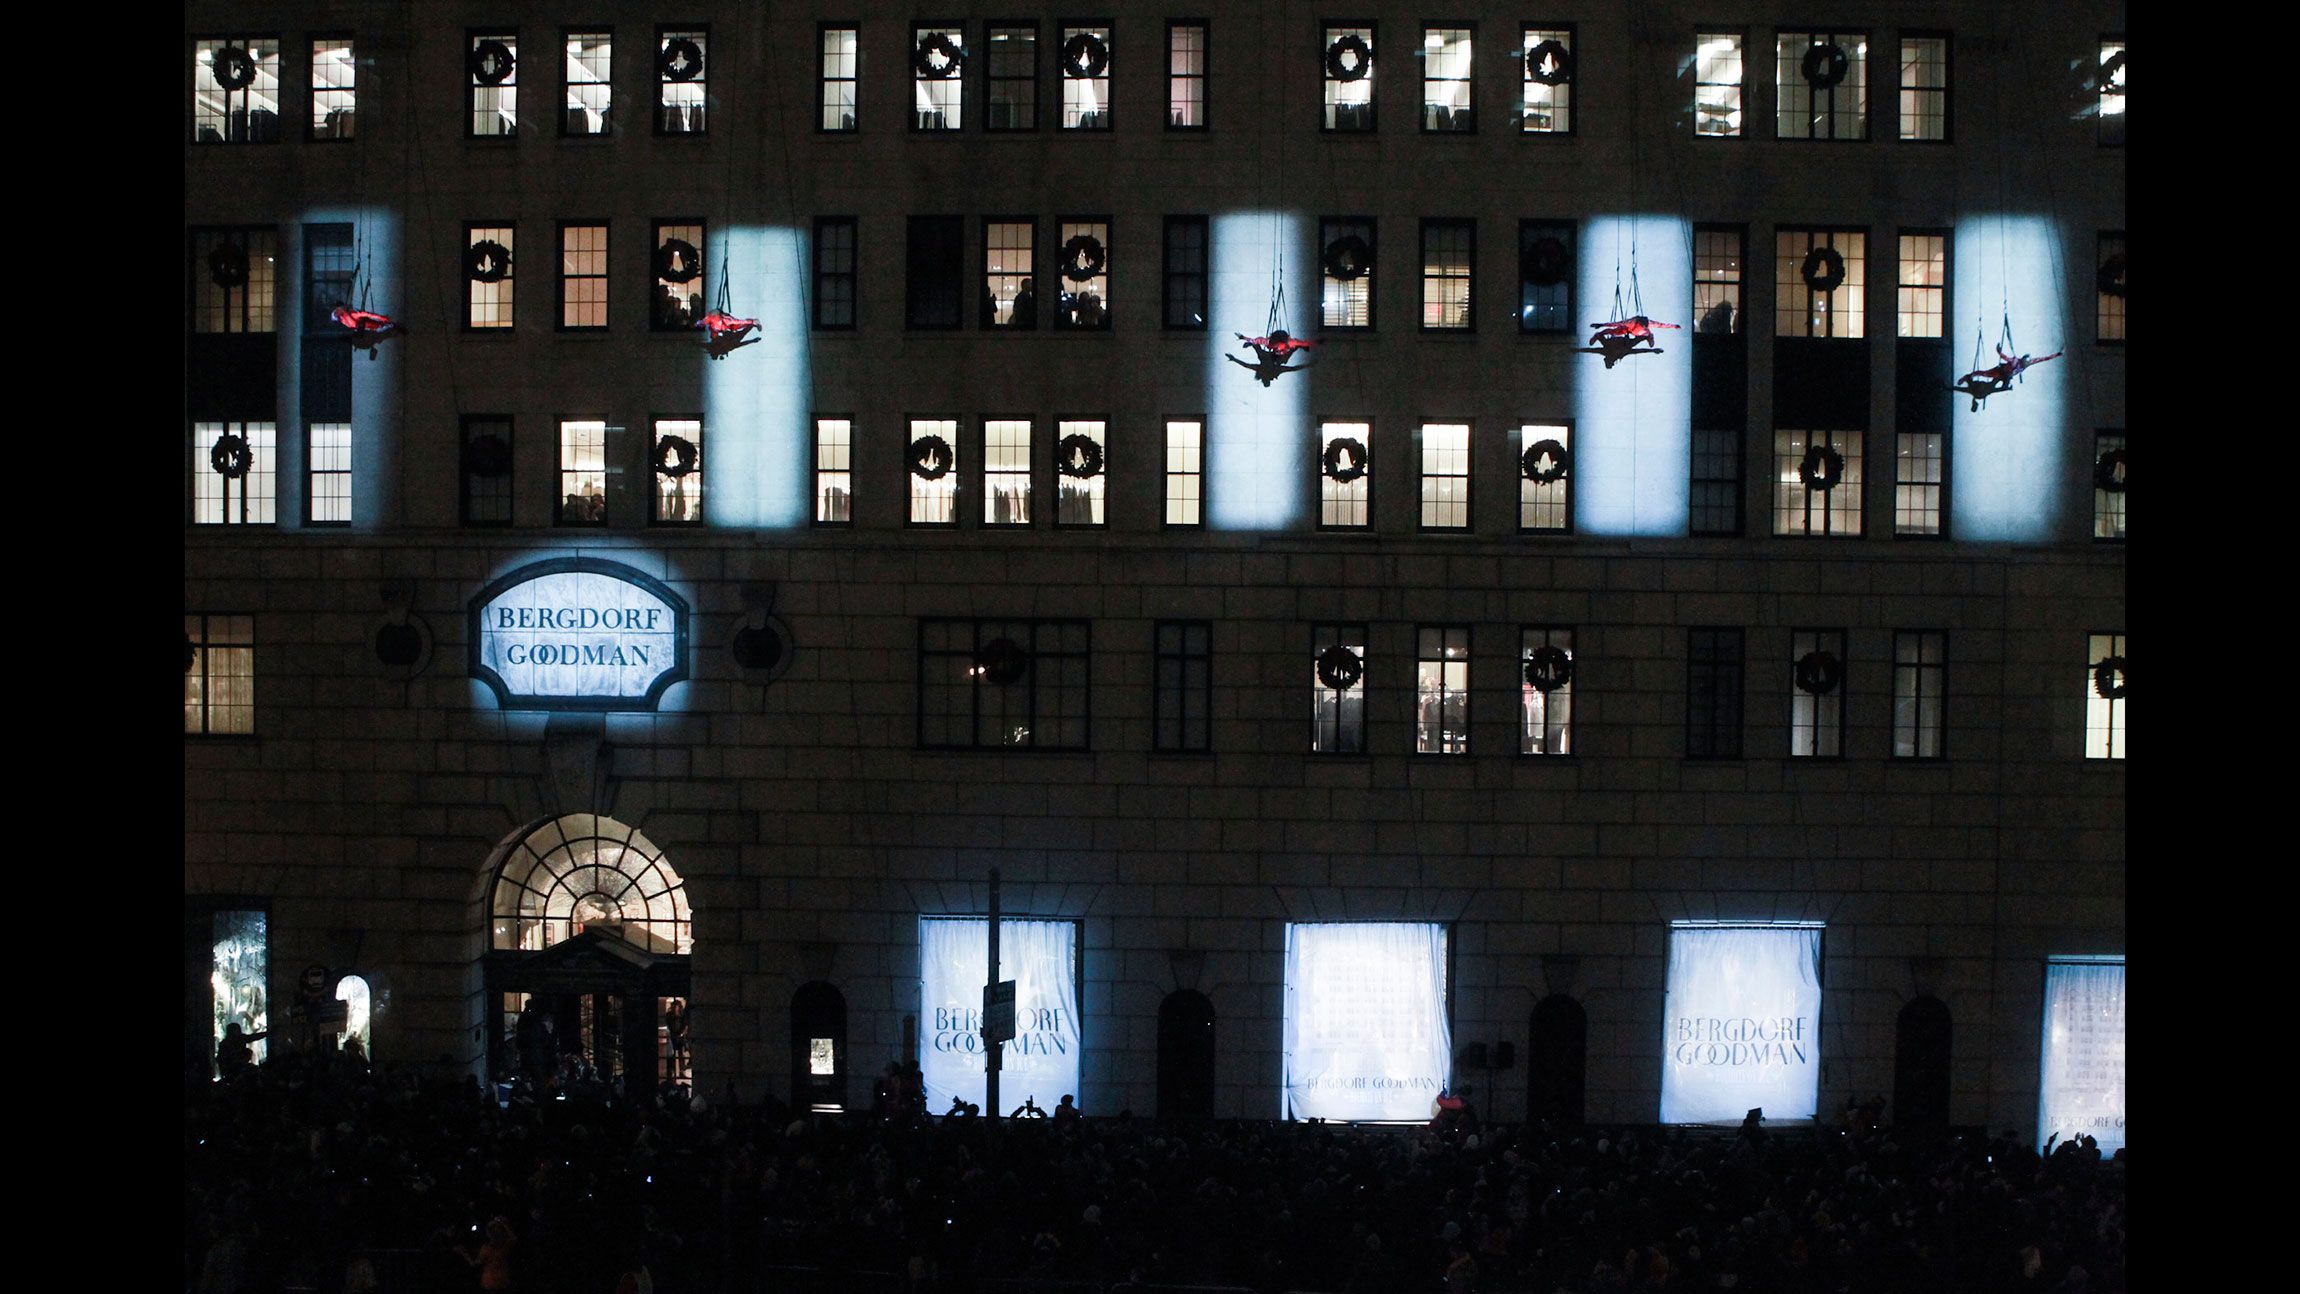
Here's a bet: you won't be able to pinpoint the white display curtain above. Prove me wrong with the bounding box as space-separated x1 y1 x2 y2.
2039 959 2125 1154
1659 925 1823 1124
917 918 1080 1115
1284 922 1452 1122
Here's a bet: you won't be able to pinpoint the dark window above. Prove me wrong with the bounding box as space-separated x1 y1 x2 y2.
1320 217 1376 330
1053 218 1111 330
2098 38 2124 146
913 23 966 130
1167 21 1208 129
657 26 708 134
1898 33 1948 141
1059 23 1112 130
1311 623 1368 754
562 29 611 136
983 217 1036 329
906 216 965 329
1686 627 1744 759
1893 997 1953 1131
1414 626 1471 755
1421 219 1473 331
986 23 1039 130
1322 22 1376 131
1520 626 1574 755
652 220 706 331
1776 29 1868 140
557 222 608 330
1163 216 1209 329
1518 422 1572 532
918 619 1091 750
813 417 853 524
1154 621 1213 752
1423 25 1474 132
467 30 519 138
193 37 282 143
814 217 857 329
1789 628 1847 758
2093 430 2125 542
309 36 356 140
651 417 703 525
819 25 859 131
2097 233 2125 343
1892 631 1946 760
1689 427 1744 536
1520 24 1574 134
185 614 256 735
461 415 515 526
1518 220 1572 334
465 223 516 330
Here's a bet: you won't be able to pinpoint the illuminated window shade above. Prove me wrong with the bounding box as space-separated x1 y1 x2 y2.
2040 958 2125 1154
1055 419 1106 527
651 220 705 331
1660 924 1823 1123
1420 423 1470 530
1776 30 1868 140
984 219 1037 329
467 31 518 138
307 423 352 525
310 37 355 139
814 418 853 524
1891 630 1946 759
912 24 965 131
1420 219 1473 330
1788 628 1846 758
1060 25 1111 130
1318 420 1372 528
192 422 277 525
1519 423 1572 532
1520 626 1574 756
1053 219 1110 330
192 228 278 334
987 24 1039 131
1154 620 1213 752
1773 430 1863 537
1322 24 1375 131
1164 419 1203 527
1310 623 1368 754
490 814 692 954
1168 22 1207 128
1414 626 1471 755
909 417 959 525
2093 431 2125 542
461 416 514 526
1898 35 1948 141
1775 228 1865 338
562 30 611 136
651 418 703 524
2097 39 2125 146
819 26 858 131
558 223 608 329
558 419 608 525
1694 32 1744 137
1895 432 1945 536
983 417 1034 526
466 224 515 329
1423 26 1473 133
657 26 707 134
186 614 256 735
2085 633 2125 760
193 37 282 143
1283 923 1450 1123
1521 26 1573 134
1897 232 1946 338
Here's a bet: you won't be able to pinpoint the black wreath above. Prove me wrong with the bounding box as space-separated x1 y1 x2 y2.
2093 449 2126 494
1323 234 1372 282
1321 437 1369 483
1793 650 1843 696
1525 39 1574 86
1800 246 1846 292
1325 34 1372 82
909 435 954 480
465 433 513 478
1059 234 1107 283
659 37 705 82
212 45 257 91
654 434 699 479
914 32 964 79
209 433 252 480
466 240 512 283
1315 644 1364 691
1524 645 1574 693
2099 50 2126 92
655 239 702 284
469 39 517 85
1061 32 1110 78
2092 655 2126 700
974 637 1030 686
1798 444 1845 491
1520 236 1569 287
1521 439 1570 483
2096 253 2127 300
207 243 249 289
1800 42 1850 89
1056 434 1105 479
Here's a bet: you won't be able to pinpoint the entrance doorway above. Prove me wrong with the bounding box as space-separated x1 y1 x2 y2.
1156 989 1216 1121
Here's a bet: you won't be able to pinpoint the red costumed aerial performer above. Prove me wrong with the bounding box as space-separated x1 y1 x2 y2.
1951 346 2061 411
1581 315 1679 368
329 303 403 358
695 309 759 358
1226 330 1318 386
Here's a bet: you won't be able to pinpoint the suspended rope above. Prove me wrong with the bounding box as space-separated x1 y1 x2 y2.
1582 50 1676 369
1228 20 1315 388
1945 17 2062 414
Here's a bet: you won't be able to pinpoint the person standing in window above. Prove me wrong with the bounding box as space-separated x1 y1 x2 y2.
1011 276 1037 327
215 1021 267 1080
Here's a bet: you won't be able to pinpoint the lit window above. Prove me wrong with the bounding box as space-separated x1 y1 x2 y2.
193 228 278 334
307 423 351 525
334 975 372 1051
1897 232 1946 338
1311 623 1368 754
192 422 277 525
1163 216 1209 329
1892 631 1946 760
906 216 964 329
1517 220 1574 334
209 910 269 1073
651 418 703 524
983 417 1034 526
1519 422 1572 532
491 815 691 953
912 23 965 131
310 37 356 139
1788 628 1846 758
2093 431 2125 542
462 416 514 526
1686 628 1744 760
558 419 608 525
918 619 1091 750
1898 34 1948 141
1894 431 1945 537
819 25 859 131
468 30 519 138
1155 621 1212 752
1774 430 1863 537
1776 30 1868 140
2098 39 2124 147
1421 219 1473 330
987 24 1039 130
657 26 708 134
814 417 852 524
465 224 515 329
1521 25 1574 134
1320 217 1376 329
1056 419 1107 527
1060 24 1112 130
193 37 282 143
1053 219 1111 330
908 417 960 525
1693 225 1743 335
1690 427 1744 536
186 614 255 735
2085 633 2125 760
815 217 857 329
1775 228 1865 338
562 30 611 135
1322 24 1376 131
1168 21 1207 129
984 218 1037 329
1415 626 1471 755
1164 419 1203 527
1423 26 1474 133
1520 627 1574 756
1420 423 1470 531
558 223 608 330
2096 233 2125 343
652 220 706 331
1318 420 1372 529
1694 32 1744 137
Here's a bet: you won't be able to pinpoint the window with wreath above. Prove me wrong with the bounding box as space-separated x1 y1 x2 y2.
909 417 960 525
1165 419 1204 526
1053 219 1111 329
193 37 281 143
912 23 965 130
2097 38 2124 147
658 26 708 133
1060 24 1112 130
2085 633 2125 760
559 420 609 525
186 614 255 735
1422 219 1473 330
1420 423 1470 531
1892 630 1945 760
310 37 356 139
491 815 692 954
562 30 611 135
2093 430 2125 542
816 217 857 329
652 220 706 330
983 417 1033 526
465 224 516 329
1056 420 1108 527
1168 21 1207 128
1415 627 1471 755
1311 623 1368 754
984 218 1037 328
1776 228 1864 338
814 417 853 524
1694 31 1744 137
1521 25 1574 133
652 418 703 524
193 228 278 334
1686 627 1744 760
1423 25 1474 132
462 415 515 526
1519 423 1572 532
1898 33 1948 141
558 222 608 329
468 31 519 138
1774 430 1862 537
2096 233 2125 343
1520 627 1574 755
1776 30 1866 140
1318 420 1372 528
918 619 1091 750
987 24 1039 130
1154 621 1213 752
1323 23 1376 131
820 25 859 130
1516 220 1573 334
1321 217 1376 329
192 422 277 525
1788 628 1846 758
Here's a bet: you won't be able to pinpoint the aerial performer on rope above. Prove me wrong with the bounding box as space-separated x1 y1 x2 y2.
329 303 404 357
694 264 759 359
1950 345 2061 411
1586 314 1679 355
1227 330 1318 386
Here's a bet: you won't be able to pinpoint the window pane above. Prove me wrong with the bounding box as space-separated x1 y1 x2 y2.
1521 27 1573 133
1892 630 1946 759
820 27 858 131
1776 31 1868 140
1789 628 1846 758
1521 627 1574 756
1168 23 1207 128
308 423 352 524
1165 419 1203 527
563 31 611 135
1321 218 1375 328
559 420 608 525
1323 25 1375 131
913 25 964 130
311 38 356 138
1415 626 1470 754
984 418 1033 526
1421 220 1472 330
467 225 515 329
985 220 1036 328
1055 420 1106 527
909 418 958 524
192 422 277 525
193 38 283 143
1053 220 1110 329
658 28 708 134
814 418 852 523
652 419 703 524
2085 633 2125 759
1695 33 1743 136
1424 27 1473 133
987 25 1038 130
559 223 607 328
1420 423 1470 530
2093 431 2125 542
1319 421 1371 528
1897 233 1945 338
1898 36 1947 141
469 32 518 137
1519 423 1572 532
1773 430 1863 537
1311 624 1367 754
1775 229 1865 338
1060 26 1111 130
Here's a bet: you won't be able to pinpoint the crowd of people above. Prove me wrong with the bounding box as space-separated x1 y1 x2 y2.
188 1051 2124 1294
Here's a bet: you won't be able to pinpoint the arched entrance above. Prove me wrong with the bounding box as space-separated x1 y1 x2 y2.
790 982 847 1111
484 814 692 1095
1156 989 1216 1121
1893 995 1953 1131
1527 994 1587 1125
